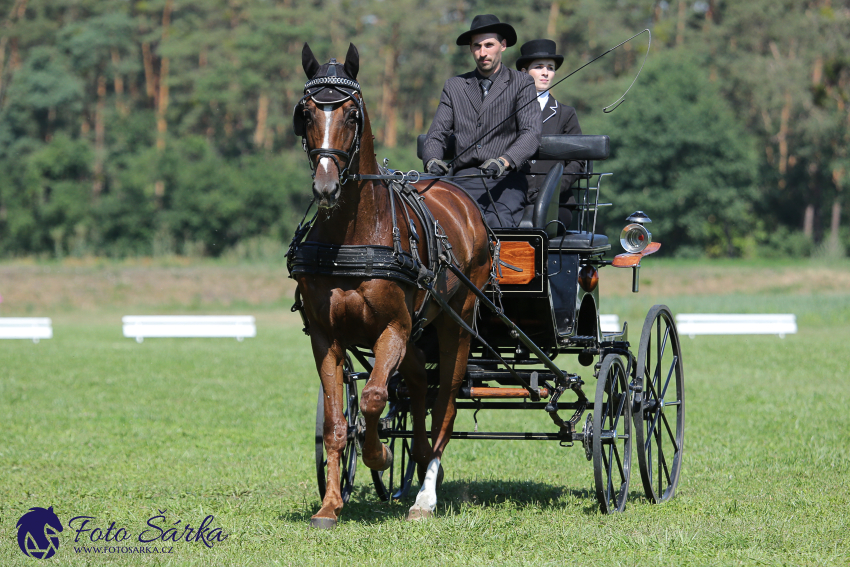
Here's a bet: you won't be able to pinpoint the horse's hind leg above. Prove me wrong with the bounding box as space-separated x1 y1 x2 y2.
360 325 407 471
398 343 433 475
408 293 476 520
310 333 347 528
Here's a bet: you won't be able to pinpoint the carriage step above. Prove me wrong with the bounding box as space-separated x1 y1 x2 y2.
459 387 550 399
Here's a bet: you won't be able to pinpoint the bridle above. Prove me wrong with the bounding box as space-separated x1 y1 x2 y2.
293 67 365 183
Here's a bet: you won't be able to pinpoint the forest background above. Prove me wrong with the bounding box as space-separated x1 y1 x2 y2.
0 0 848 260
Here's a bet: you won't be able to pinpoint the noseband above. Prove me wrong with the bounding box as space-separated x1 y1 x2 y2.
294 72 365 182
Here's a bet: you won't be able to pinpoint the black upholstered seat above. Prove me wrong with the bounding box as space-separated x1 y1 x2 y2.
548 231 610 252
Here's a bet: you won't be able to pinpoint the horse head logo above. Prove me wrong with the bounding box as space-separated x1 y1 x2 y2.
17 506 63 559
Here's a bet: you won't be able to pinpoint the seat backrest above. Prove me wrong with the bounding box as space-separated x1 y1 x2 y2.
531 162 563 230
416 134 609 162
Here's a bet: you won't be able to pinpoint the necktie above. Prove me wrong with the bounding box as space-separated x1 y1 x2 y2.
480 78 492 98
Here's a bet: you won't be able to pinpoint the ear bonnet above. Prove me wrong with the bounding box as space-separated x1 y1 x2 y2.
293 43 362 137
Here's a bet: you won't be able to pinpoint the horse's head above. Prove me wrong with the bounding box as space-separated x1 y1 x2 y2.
294 43 364 209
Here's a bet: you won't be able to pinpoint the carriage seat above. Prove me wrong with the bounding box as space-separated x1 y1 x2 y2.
548 231 610 252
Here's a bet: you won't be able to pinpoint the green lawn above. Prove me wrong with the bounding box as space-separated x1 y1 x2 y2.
1 264 849 565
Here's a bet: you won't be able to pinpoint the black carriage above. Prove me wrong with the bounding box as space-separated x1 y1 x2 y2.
311 134 685 514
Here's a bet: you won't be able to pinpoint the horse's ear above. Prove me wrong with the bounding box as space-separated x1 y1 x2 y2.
302 43 321 79
344 43 359 80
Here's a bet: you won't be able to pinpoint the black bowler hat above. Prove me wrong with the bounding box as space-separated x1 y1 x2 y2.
456 14 517 47
515 39 564 71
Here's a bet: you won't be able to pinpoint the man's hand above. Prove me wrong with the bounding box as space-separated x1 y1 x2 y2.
426 158 450 176
479 157 507 178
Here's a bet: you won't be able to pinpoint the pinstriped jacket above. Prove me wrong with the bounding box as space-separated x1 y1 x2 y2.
422 65 541 172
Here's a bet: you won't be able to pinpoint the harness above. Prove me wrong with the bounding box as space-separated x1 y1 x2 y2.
288 59 543 393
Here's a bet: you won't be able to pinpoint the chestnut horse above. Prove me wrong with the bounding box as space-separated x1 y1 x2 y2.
292 43 491 527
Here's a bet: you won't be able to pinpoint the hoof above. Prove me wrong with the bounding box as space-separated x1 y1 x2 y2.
309 516 337 529
364 444 393 471
406 507 432 521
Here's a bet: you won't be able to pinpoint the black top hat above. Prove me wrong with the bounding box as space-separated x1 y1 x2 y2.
456 14 517 47
515 39 564 71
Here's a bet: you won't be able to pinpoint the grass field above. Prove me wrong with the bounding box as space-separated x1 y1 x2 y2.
1 258 849 566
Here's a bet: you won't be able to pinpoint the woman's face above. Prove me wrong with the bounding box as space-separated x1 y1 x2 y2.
524 58 557 93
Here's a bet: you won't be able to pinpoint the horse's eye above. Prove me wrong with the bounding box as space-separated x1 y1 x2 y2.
346 110 358 123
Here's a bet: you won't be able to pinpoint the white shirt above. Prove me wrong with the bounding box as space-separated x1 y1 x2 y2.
537 90 550 110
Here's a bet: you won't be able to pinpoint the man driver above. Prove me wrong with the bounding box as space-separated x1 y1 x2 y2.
422 14 541 228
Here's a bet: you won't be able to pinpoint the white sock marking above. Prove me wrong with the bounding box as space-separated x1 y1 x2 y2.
411 457 440 512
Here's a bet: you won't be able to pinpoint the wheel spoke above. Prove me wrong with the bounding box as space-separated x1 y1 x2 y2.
653 417 672 489
652 326 670 394
660 355 678 399
661 410 680 452
611 392 625 430
646 406 662 451
606 443 614 500
647 435 653 486
613 443 625 483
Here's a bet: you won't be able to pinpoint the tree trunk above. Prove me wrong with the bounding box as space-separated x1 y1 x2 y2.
111 49 127 116
142 41 156 100
414 108 423 135
93 74 106 197
676 0 686 46
547 1 559 37
154 0 173 202
254 92 269 148
0 0 28 104
156 0 173 153
830 199 841 245
777 91 791 187
381 39 399 148
803 204 814 237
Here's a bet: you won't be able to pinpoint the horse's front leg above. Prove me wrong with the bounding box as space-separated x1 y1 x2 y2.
310 331 347 529
360 323 407 471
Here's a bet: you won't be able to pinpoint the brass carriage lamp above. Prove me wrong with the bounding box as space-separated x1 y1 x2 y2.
614 211 660 293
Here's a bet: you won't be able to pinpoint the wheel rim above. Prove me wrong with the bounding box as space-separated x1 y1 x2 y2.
633 304 685 504
371 399 417 501
315 362 359 503
592 353 632 513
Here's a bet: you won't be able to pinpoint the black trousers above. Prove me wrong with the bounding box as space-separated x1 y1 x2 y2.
451 167 530 228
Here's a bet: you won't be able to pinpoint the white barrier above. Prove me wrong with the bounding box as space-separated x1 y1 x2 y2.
0 318 53 342
122 316 256 343
675 314 797 339
600 314 620 333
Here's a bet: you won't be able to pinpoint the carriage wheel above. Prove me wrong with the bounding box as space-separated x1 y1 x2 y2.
633 304 685 504
370 399 417 501
592 353 633 513
315 375 359 504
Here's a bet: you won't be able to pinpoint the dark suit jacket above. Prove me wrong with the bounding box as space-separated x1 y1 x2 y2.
524 95 583 200
422 65 541 172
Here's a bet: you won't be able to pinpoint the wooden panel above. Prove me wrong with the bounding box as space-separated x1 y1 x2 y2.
495 241 536 285
468 387 550 399
612 241 661 268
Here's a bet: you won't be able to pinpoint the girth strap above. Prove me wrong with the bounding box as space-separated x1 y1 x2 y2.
289 243 420 284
